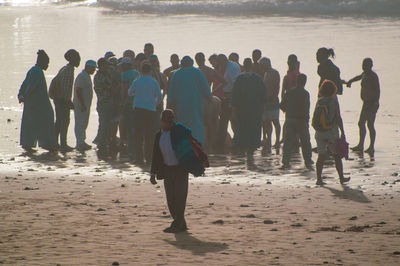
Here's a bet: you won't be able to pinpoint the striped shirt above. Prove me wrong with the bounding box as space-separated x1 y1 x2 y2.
56 63 75 100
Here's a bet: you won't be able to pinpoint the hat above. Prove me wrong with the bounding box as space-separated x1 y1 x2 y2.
118 57 133 66
85 60 97 68
104 51 115 58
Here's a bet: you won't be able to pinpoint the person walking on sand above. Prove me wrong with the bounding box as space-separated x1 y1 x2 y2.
280 74 313 169
167 56 212 146
347 58 380 155
231 58 267 158
316 47 346 96
128 62 162 164
18 50 58 153
260 57 281 151
313 80 350 185
73 60 97 152
50 49 80 152
150 109 209 233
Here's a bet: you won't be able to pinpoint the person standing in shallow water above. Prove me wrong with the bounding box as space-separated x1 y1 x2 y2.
167 56 212 146
51 49 81 152
280 74 313 169
347 58 380 155
128 62 162 164
314 80 350 186
260 57 281 151
231 58 266 158
73 60 96 152
18 50 58 153
150 109 209 233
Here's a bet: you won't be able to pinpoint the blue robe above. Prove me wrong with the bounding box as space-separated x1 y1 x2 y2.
231 72 267 150
167 66 211 144
18 65 57 148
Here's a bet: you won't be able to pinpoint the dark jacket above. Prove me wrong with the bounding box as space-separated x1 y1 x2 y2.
280 86 310 122
151 123 209 180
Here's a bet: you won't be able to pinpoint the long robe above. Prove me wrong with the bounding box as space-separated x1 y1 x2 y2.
167 66 211 145
18 65 57 148
231 72 266 150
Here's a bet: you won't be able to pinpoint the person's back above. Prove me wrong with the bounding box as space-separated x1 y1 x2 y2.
130 75 161 112
281 74 312 168
168 57 211 145
281 86 310 121
318 58 343 96
94 70 112 105
361 70 380 103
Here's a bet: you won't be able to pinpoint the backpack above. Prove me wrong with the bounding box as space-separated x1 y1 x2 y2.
48 68 65 99
312 98 334 132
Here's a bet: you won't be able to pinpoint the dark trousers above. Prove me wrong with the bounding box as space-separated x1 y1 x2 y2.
54 98 71 146
96 102 113 149
216 97 232 149
164 165 189 229
282 118 312 165
133 108 156 162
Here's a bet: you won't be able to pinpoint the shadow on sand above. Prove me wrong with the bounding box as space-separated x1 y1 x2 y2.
323 184 371 203
164 232 228 256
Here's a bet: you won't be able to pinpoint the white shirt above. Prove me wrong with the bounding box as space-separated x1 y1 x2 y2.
73 70 93 109
223 61 241 93
159 130 179 166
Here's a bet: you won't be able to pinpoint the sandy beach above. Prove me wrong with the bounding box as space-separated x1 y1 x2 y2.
1 1 400 265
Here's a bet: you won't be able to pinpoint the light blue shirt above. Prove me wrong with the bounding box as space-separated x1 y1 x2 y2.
128 75 162 112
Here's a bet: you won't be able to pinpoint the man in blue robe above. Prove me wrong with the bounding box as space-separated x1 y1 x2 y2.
167 56 212 145
18 50 57 153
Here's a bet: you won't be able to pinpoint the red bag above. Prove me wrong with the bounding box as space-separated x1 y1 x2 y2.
336 136 349 160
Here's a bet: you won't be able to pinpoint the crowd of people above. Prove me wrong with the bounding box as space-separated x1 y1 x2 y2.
17 43 381 233
18 44 381 185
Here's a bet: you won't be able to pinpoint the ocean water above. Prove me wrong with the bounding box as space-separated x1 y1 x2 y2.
0 0 399 153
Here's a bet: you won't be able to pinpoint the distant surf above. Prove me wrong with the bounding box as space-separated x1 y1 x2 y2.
1 0 400 18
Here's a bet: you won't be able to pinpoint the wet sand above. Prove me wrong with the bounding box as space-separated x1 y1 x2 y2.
1 108 400 265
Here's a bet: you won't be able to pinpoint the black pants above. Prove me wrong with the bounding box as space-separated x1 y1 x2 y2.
164 165 189 229
54 98 71 146
133 108 156 162
282 118 312 165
